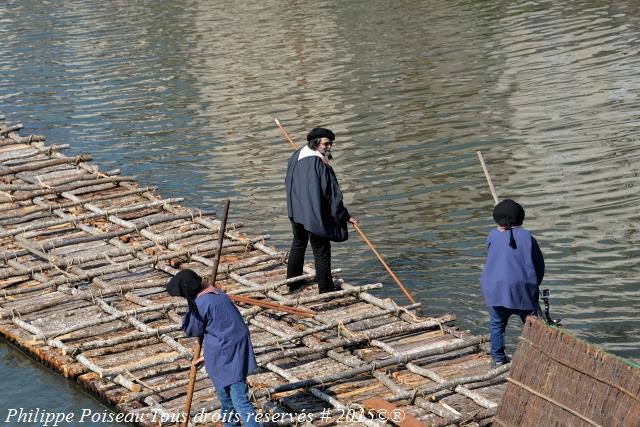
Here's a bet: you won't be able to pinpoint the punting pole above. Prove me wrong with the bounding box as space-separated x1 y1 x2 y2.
476 151 499 205
182 200 230 427
275 118 417 304
475 151 560 326
275 118 299 150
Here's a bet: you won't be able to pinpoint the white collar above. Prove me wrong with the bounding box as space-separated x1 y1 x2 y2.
297 145 328 162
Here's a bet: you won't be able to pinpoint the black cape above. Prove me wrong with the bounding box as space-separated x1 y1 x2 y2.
285 148 350 242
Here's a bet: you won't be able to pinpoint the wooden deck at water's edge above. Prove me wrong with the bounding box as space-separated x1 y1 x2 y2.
0 119 507 426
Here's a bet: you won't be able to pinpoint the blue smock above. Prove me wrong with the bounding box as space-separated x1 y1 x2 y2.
182 289 257 389
285 148 350 242
480 227 545 310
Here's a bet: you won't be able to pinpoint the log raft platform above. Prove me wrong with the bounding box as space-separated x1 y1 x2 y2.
0 119 507 426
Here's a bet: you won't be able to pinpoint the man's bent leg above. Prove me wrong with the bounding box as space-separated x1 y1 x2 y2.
287 222 309 282
229 380 260 427
310 233 332 293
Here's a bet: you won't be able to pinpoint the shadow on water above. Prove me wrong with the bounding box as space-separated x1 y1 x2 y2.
0 0 639 417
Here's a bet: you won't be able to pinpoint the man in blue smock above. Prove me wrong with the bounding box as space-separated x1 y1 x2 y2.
167 269 259 427
285 127 358 294
480 199 545 366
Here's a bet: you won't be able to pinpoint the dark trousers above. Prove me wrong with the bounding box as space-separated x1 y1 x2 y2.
287 221 332 292
489 306 537 363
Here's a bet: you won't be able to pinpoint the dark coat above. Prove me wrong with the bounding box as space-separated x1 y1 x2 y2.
182 289 257 389
285 148 350 242
480 227 545 310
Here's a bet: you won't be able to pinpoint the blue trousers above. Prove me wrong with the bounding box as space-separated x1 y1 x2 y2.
489 306 536 363
216 380 259 427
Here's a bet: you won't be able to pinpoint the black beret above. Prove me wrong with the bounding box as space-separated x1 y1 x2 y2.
306 127 335 142
493 199 525 226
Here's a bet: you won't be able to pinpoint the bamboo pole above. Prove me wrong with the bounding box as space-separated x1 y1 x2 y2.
275 118 417 305
182 199 230 427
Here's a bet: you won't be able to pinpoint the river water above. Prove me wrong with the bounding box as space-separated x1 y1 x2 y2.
1 0 639 422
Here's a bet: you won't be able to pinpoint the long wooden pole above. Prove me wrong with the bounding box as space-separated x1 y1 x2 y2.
352 223 416 304
476 151 499 205
475 151 559 325
182 200 230 427
275 118 417 304
274 119 299 150
229 295 315 317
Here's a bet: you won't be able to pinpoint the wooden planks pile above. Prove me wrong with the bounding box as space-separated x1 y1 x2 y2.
0 119 507 426
495 317 640 427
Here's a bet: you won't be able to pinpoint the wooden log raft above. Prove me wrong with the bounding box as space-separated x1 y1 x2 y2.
0 119 507 426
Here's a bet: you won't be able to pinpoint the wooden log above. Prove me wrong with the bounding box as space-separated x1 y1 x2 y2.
404 364 508 406
96 351 186 378
0 169 114 191
0 176 138 202
7 134 46 144
277 306 463 423
254 302 421 352
257 314 455 365
51 301 183 340
0 123 23 136
0 154 92 176
121 371 210 404
0 210 216 265
50 191 258 284
69 324 182 354
264 362 384 427
371 339 500 409
0 144 67 163
255 331 481 397
94 298 190 355
1 238 204 307
0 197 183 238
0 210 56 226
0 186 157 222
0 229 206 280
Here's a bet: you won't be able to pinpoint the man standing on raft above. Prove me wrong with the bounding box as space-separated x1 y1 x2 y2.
285 127 358 294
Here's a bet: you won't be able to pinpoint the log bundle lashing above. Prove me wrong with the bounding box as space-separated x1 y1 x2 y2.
0 120 507 426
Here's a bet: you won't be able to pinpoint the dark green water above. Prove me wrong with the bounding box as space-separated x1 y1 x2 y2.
1 0 639 421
